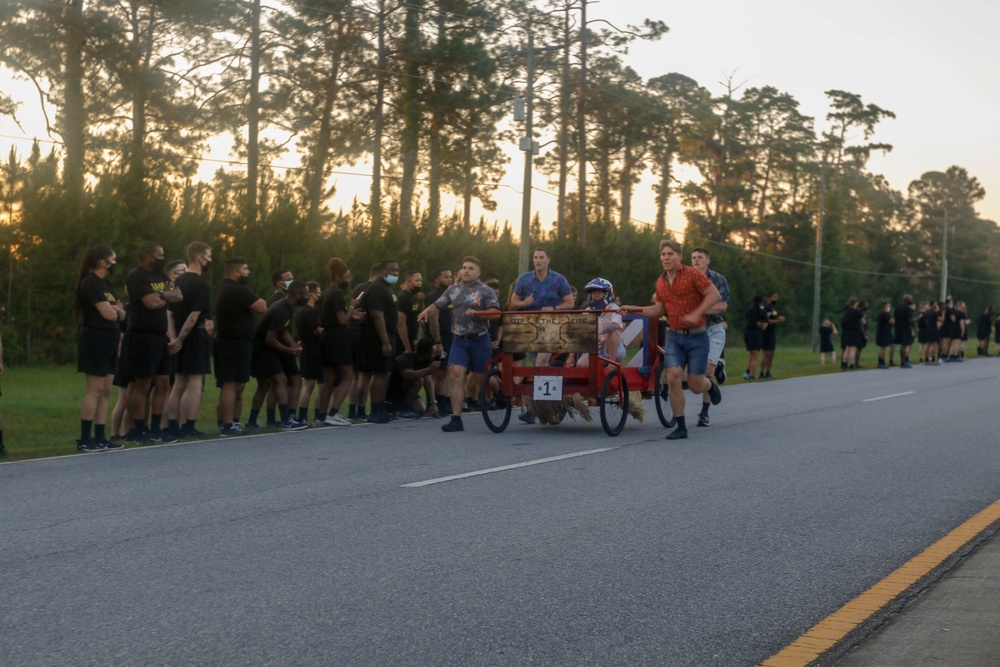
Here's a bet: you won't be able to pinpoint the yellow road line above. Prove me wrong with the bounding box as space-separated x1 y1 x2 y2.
760 498 1000 667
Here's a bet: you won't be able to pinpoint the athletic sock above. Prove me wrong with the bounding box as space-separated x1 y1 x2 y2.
347 404 357 419
266 408 277 424
183 420 196 433
94 424 106 441
167 419 180 433
315 410 325 422
150 414 162 432
81 420 93 442
248 408 260 424
278 405 289 422
700 404 710 417
675 416 686 431
297 407 308 422
134 419 146 434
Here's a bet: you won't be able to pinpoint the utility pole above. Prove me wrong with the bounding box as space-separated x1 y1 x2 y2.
577 0 588 244
940 209 949 303
811 155 826 353
518 28 540 276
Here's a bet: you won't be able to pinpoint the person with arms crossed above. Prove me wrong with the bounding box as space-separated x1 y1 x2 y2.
621 239 722 441
418 256 500 433
124 241 183 444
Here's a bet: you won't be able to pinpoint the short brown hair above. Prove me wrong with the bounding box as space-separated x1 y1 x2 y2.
659 239 682 254
186 242 211 263
462 255 481 268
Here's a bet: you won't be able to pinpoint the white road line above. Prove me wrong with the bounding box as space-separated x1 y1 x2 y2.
402 448 619 488
862 391 916 403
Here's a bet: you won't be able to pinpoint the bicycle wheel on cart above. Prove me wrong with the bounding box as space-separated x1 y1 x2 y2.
653 366 677 428
481 368 512 433
599 368 629 436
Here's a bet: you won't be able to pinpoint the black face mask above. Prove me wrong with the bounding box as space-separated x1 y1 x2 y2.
296 297 308 307
202 259 213 271
106 262 117 275
237 275 249 285
338 279 350 290
151 259 166 274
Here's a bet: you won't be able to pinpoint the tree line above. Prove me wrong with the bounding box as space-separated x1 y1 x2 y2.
1 0 998 364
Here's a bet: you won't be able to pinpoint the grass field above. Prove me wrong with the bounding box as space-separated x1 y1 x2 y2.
0 337 985 461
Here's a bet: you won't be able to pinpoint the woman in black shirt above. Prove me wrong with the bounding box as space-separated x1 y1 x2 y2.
75 245 126 452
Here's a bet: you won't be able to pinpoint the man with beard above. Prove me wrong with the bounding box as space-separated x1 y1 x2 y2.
124 242 183 444
214 257 268 436
396 270 424 353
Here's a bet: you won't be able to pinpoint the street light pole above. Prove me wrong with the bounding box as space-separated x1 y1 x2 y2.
518 28 539 277
940 209 949 303
811 155 826 353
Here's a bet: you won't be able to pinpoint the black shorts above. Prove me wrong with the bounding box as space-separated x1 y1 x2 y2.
743 330 762 351
175 327 211 375
77 328 119 376
843 330 863 347
321 328 353 366
761 330 777 352
894 329 914 346
351 328 364 372
876 331 893 347
357 329 396 373
252 341 299 379
300 342 323 381
214 337 253 384
125 330 171 378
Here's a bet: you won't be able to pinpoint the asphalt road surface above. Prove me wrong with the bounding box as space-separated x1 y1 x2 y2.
3 360 999 666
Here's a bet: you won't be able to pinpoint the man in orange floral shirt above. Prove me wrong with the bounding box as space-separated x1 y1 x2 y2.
621 239 722 440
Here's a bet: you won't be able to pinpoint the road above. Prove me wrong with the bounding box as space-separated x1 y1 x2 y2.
2 360 999 666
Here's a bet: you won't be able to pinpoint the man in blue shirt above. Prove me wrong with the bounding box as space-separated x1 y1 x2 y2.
690 247 730 427
510 248 574 312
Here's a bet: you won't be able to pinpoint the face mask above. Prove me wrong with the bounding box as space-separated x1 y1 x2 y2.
202 259 212 271
296 297 308 307
385 275 399 285
587 294 608 310
237 275 250 285
151 259 165 274
105 262 117 275
283 280 293 290
338 279 350 290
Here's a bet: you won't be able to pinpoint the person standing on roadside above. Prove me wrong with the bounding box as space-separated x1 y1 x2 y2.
620 240 722 441
418 256 500 433
759 291 785 379
124 242 183 444
875 301 894 369
424 267 454 415
295 281 324 423
743 295 767 381
214 257 268 437
690 247 730 427
357 260 400 424
893 294 916 368
164 242 213 439
316 258 354 426
347 263 382 422
250 281 310 431
75 244 127 452
396 270 423 354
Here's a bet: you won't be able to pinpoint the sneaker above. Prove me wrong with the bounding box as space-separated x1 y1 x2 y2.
442 418 464 432
742 371 752 381
77 438 107 453
366 413 391 424
398 410 421 419
697 413 710 427
124 430 141 443
877 362 888 369
154 430 179 444
715 358 727 384
244 421 261 431
324 414 352 426
518 411 536 424
180 428 206 439
96 437 124 451
706 376 722 406
280 419 310 431
901 361 913 368
665 428 688 440
219 423 242 437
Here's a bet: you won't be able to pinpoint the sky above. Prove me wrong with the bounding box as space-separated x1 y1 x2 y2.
2 0 999 232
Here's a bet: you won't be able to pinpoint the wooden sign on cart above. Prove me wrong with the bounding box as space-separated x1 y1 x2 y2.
502 311 598 354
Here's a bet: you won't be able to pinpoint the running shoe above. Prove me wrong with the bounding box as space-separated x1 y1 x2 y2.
324 414 352 426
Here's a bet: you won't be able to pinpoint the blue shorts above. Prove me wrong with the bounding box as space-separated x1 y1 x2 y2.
448 333 493 374
664 330 709 376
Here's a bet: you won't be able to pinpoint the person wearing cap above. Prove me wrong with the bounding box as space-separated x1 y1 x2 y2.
620 239 722 441
417 256 499 433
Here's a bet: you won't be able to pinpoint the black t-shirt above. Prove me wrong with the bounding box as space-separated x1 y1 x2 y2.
126 266 170 333
893 303 913 335
256 298 294 343
360 279 398 332
426 284 453 339
348 281 371 332
172 271 211 327
388 351 432 398
744 305 764 333
397 289 420 342
876 311 892 337
215 280 261 340
320 288 347 330
296 304 321 345
763 303 780 331
267 290 285 306
843 308 864 333
78 274 119 331
925 309 940 333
